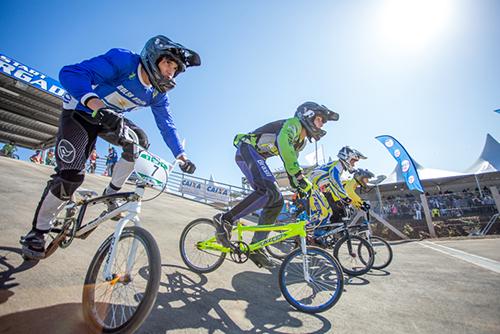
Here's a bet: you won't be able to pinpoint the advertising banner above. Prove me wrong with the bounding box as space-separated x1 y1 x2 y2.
0 53 67 99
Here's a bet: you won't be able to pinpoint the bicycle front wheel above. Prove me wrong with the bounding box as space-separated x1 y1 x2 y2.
361 236 393 270
82 226 161 334
333 235 374 276
180 218 226 273
279 246 344 313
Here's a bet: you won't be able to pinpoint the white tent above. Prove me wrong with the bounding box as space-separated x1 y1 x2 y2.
465 134 500 174
380 159 465 185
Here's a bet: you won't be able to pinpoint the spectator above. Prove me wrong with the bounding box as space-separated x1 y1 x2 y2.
0 141 17 158
88 148 99 174
106 147 118 177
30 150 43 164
413 201 422 220
45 149 56 166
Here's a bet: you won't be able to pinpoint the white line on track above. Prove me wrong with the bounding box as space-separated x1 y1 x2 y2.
419 241 500 274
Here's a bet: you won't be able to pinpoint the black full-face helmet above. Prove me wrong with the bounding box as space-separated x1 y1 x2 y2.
294 102 339 141
140 35 201 93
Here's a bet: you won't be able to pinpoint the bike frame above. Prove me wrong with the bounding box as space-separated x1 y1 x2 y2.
51 128 179 281
196 220 313 281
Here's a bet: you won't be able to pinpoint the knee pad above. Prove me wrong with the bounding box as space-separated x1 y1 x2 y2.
50 170 84 200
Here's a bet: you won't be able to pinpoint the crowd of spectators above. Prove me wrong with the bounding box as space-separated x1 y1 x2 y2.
24 145 119 177
378 187 497 221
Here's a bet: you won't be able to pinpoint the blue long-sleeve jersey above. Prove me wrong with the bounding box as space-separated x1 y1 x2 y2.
59 48 184 158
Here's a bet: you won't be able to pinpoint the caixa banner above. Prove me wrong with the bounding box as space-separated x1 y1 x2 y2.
376 135 424 193
180 179 230 204
0 52 67 99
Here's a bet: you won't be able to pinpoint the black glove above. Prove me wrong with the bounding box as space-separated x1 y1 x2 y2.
361 201 371 212
180 159 196 174
92 107 123 131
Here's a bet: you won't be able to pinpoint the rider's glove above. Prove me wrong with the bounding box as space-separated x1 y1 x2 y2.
180 159 196 174
92 107 123 131
296 175 312 195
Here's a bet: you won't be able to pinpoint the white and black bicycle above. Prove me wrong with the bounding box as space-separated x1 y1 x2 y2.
21 128 179 334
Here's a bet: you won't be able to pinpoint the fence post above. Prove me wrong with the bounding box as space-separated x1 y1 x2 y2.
181 173 185 197
204 179 208 204
420 193 437 238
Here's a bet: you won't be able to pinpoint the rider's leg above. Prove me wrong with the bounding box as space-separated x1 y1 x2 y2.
214 144 272 240
22 110 99 258
101 119 149 195
251 184 283 244
221 144 277 222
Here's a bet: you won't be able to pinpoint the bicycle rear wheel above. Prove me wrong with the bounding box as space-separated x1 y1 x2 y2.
361 236 393 270
279 246 344 313
82 226 161 334
180 218 226 273
333 235 374 276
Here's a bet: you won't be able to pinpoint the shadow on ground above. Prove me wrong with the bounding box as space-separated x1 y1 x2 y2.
0 246 39 304
140 264 333 333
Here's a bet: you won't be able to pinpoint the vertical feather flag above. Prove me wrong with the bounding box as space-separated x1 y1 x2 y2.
376 135 424 193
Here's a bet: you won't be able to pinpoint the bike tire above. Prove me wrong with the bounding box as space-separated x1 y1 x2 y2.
333 234 374 276
265 233 300 260
279 246 344 313
82 226 161 334
361 236 393 270
180 218 226 273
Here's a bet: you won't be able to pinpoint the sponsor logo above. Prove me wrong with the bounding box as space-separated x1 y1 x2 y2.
57 139 76 163
62 92 71 103
139 152 169 170
384 139 394 148
394 149 401 158
303 109 315 117
401 159 410 173
408 175 415 184
257 159 273 177
181 179 202 189
255 232 286 248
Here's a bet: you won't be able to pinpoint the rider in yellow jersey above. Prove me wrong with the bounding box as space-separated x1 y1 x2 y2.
307 167 375 240
306 146 366 225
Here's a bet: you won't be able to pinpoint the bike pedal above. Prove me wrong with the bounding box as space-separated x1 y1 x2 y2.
21 245 45 261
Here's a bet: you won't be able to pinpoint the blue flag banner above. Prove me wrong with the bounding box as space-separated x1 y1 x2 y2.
376 135 424 193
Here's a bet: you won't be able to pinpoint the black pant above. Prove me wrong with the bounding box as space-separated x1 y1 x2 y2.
31 109 148 229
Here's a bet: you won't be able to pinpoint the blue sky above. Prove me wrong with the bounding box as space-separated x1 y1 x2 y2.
1 0 499 186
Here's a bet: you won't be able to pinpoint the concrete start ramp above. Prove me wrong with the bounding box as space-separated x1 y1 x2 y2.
1 157 500 334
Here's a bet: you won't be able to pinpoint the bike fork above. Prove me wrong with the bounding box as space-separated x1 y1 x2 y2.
300 236 311 282
103 211 140 281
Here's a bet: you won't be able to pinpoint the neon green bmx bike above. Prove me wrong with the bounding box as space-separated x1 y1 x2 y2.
179 217 344 313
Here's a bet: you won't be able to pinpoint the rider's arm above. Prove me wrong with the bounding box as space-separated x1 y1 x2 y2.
150 94 185 159
277 117 302 176
59 48 133 111
343 179 363 208
329 164 349 200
